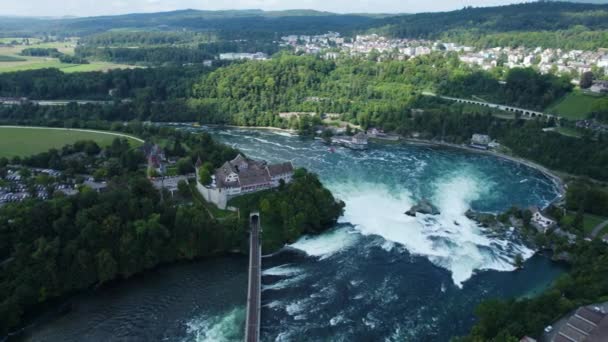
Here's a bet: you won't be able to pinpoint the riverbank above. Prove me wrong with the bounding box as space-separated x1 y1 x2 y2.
203 124 298 135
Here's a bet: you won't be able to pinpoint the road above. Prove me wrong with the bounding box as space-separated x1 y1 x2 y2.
245 213 261 342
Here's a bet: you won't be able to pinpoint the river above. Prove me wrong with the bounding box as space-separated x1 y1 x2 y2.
23 127 566 342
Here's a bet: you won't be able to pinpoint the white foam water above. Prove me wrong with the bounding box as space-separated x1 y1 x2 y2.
262 264 303 277
326 170 535 287
288 227 359 260
182 307 245 342
262 273 308 291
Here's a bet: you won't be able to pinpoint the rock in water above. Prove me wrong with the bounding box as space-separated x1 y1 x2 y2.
405 199 440 216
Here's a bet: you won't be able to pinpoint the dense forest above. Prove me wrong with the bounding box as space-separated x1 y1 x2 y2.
0 66 208 100
79 31 216 47
74 46 216 66
191 53 454 126
190 53 573 123
438 68 573 110
74 40 280 65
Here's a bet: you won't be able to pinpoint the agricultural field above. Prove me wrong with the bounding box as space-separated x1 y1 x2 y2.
546 90 607 120
0 126 143 158
0 55 26 62
0 40 136 73
0 37 42 45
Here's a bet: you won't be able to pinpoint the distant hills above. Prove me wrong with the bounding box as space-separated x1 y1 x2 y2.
0 9 380 38
1 2 608 44
559 0 608 3
375 2 608 37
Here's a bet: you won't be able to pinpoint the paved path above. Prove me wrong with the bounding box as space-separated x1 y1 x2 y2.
590 219 608 239
0 125 145 143
245 213 261 342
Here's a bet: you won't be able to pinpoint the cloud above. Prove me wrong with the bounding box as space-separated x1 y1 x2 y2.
1 0 530 17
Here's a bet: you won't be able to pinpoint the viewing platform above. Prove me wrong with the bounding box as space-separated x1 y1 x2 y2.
245 212 261 342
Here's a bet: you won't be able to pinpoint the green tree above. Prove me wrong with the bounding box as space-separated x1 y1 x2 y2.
177 180 191 198
198 167 211 185
96 250 118 284
176 157 193 175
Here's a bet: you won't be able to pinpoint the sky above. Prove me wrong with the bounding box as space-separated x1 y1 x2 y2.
1 0 535 17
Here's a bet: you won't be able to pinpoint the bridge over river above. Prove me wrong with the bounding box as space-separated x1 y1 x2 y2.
422 92 558 120
245 212 262 342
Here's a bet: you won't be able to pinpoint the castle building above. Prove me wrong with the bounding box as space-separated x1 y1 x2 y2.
196 154 294 209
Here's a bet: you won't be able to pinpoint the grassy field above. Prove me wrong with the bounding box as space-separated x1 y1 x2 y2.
0 55 26 62
554 126 583 138
547 91 607 120
0 38 42 44
562 212 607 235
0 42 136 74
0 127 143 158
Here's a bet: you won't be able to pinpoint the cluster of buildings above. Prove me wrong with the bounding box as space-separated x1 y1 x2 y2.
459 46 608 77
145 143 167 176
0 168 107 206
196 154 294 209
280 32 344 53
284 33 444 59
281 32 608 78
218 52 268 61
330 132 369 150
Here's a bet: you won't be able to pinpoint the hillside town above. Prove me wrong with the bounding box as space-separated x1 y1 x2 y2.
280 32 608 79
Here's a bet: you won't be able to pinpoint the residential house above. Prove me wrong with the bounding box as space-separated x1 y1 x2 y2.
589 81 608 94
470 134 491 150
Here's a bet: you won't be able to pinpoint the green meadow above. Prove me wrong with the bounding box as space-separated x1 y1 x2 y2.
0 127 142 158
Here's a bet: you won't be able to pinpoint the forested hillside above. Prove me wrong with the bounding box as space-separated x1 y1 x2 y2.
0 66 207 100
374 2 608 49
190 53 573 125
0 9 377 38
